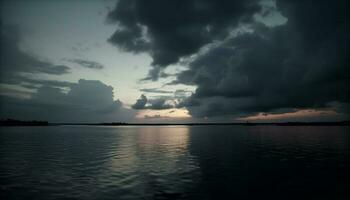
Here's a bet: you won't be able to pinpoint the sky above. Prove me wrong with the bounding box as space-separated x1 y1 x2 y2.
0 0 349 123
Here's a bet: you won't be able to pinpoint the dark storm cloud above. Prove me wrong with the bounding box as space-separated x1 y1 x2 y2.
0 22 70 87
67 58 104 70
107 0 262 80
132 94 174 110
171 0 350 118
0 79 136 122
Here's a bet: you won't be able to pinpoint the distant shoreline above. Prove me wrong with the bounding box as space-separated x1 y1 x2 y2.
55 121 350 126
2 119 349 127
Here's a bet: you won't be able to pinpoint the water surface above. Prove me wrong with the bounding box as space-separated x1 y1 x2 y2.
1 125 349 199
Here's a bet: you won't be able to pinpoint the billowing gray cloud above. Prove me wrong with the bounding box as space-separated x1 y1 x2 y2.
107 0 262 80
0 22 70 86
67 58 104 70
132 94 147 109
0 79 136 123
132 94 175 110
132 89 193 111
147 98 174 110
107 0 350 120
171 0 350 118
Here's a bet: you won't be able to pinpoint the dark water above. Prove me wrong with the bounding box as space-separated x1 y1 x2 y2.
1 126 350 200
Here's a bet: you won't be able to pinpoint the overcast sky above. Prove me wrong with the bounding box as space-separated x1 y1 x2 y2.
0 0 349 123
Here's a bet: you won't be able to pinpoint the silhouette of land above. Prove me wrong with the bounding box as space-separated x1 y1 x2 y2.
0 119 49 126
55 121 350 126
1 119 349 126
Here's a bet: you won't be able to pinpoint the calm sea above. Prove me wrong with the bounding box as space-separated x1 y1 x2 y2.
1 125 350 200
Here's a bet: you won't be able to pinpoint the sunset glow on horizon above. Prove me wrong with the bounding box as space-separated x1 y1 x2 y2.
1 0 349 123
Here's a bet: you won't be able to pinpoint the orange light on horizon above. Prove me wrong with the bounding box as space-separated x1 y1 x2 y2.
135 108 191 120
238 109 339 122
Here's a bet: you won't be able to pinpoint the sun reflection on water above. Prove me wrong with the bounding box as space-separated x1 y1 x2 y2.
107 126 198 198
138 126 189 151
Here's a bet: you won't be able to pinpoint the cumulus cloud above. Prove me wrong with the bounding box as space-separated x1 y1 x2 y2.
132 94 175 110
0 79 136 123
148 98 174 110
132 89 193 111
67 58 104 70
107 0 262 80
132 94 148 109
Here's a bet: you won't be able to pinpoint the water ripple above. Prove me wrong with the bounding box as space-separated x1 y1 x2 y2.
1 126 349 199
